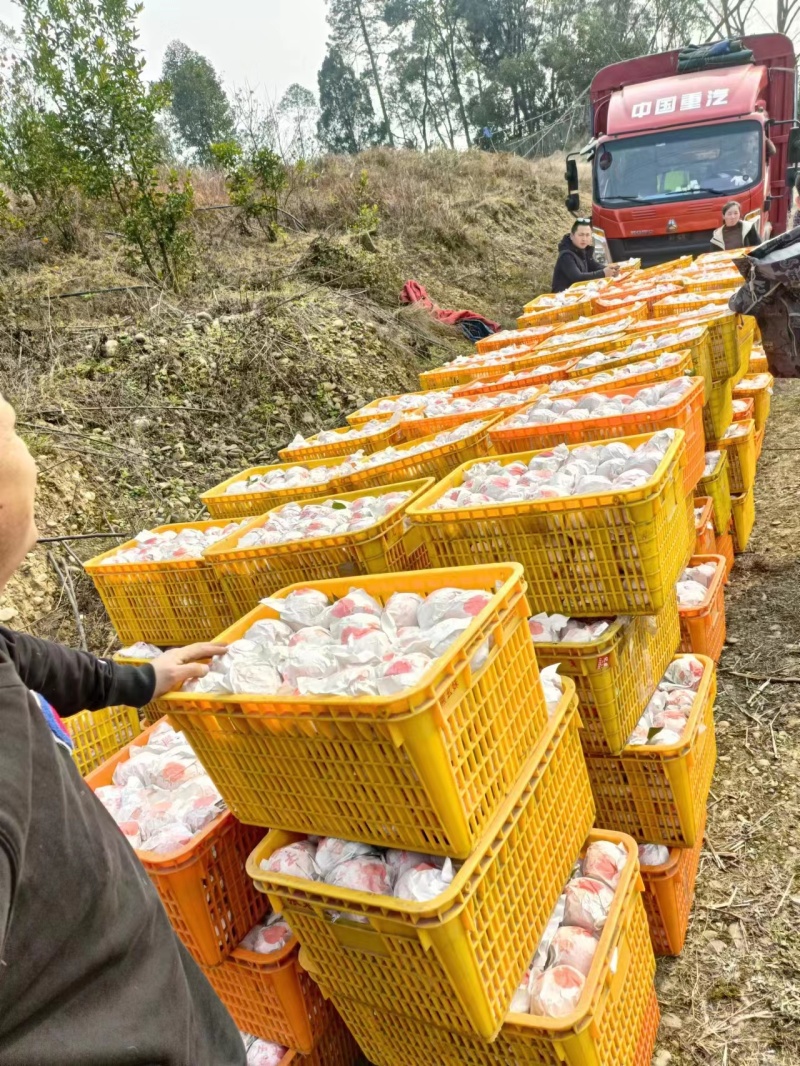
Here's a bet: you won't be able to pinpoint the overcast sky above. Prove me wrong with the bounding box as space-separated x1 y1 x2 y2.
0 0 330 101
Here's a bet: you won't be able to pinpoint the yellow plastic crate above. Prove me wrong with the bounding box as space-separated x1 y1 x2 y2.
533 596 680 756
592 283 683 316
733 373 773 431
277 420 405 462
626 312 737 382
526 331 630 367
749 349 769 374
732 488 755 553
406 431 692 617
681 271 741 294
397 394 542 438
333 417 497 493
162 564 549 859
563 336 698 384
710 418 756 494
84 520 241 645
204 478 433 617
609 323 713 402
537 318 643 359
541 349 694 401
454 359 575 399
419 346 555 392
633 989 661 1066
755 425 764 459
490 378 706 495
632 255 693 279
517 298 593 329
585 654 717 846
247 688 594 1041
201 454 356 519
696 249 748 265
696 449 732 535
653 291 731 318
66 704 142 776
702 376 733 442
550 301 648 335
523 290 593 314
346 388 448 427
475 325 555 355
732 316 756 385
328 832 655 1066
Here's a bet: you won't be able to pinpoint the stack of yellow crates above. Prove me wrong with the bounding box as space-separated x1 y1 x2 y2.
79 248 771 1066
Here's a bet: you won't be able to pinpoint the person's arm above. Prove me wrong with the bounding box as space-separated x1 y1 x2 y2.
585 251 606 275
0 626 154 716
558 253 604 285
748 227 762 247
0 628 227 717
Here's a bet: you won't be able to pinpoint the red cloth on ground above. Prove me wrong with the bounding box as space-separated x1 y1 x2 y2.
400 280 500 332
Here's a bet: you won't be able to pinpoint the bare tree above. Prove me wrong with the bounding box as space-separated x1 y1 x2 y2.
776 0 800 36
700 0 758 37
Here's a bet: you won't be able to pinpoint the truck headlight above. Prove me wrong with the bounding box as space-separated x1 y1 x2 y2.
592 228 610 264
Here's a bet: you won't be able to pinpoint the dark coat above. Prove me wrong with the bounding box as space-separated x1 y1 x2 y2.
0 629 246 1066
551 234 605 293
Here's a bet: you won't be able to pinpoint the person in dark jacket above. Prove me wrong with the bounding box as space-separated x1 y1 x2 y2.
0 393 247 1066
551 219 620 293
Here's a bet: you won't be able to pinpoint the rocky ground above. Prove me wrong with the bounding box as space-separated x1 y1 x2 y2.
654 378 800 1066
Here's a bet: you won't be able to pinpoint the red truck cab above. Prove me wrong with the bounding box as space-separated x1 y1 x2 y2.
566 35 798 265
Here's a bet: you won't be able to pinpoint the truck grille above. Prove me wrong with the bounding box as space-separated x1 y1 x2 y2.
609 231 715 267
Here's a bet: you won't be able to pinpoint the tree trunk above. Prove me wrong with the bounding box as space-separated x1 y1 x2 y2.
354 0 395 146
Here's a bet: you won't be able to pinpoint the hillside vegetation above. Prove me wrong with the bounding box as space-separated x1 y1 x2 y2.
0 149 572 642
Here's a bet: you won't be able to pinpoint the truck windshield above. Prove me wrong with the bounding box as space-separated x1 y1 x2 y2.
594 120 762 205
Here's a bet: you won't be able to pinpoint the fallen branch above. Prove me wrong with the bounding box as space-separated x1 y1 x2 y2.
18 422 133 453
74 404 227 415
723 668 800 683
37 531 130 544
47 550 87 651
44 285 152 300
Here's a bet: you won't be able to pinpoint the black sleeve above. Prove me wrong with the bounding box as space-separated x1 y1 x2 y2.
749 230 762 247
585 252 606 276
558 253 605 285
0 627 155 717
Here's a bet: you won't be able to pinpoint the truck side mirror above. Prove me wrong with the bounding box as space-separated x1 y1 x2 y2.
789 127 800 164
565 157 580 214
565 158 579 192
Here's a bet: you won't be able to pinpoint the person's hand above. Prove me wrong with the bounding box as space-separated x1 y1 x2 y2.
603 264 620 277
150 643 228 697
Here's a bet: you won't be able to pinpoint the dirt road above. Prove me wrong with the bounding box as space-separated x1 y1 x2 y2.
655 379 800 1065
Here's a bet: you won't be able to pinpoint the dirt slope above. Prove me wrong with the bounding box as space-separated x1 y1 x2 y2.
0 149 573 643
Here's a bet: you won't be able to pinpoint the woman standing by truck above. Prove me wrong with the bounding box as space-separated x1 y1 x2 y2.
709 201 762 251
